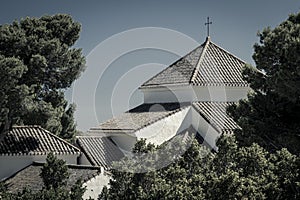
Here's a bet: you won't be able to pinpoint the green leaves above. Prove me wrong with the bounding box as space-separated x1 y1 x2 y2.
228 12 300 154
101 137 209 200
103 135 299 200
0 56 31 135
0 14 86 139
40 152 69 190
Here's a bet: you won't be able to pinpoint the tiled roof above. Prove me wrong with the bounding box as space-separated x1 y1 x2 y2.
140 37 248 89
91 102 190 134
76 136 124 170
141 46 204 87
192 102 240 134
3 162 100 193
0 126 80 156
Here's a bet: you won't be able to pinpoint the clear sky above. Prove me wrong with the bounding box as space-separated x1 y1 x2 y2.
1 0 299 131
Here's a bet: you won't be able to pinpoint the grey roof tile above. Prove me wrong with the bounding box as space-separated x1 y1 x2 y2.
3 162 100 194
141 46 203 87
76 136 124 170
91 102 190 133
192 102 240 133
140 38 248 89
0 126 80 156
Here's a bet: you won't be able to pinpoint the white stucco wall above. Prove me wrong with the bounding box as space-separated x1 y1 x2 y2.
110 134 137 152
135 107 191 146
106 107 191 152
191 107 220 150
82 170 111 200
78 153 93 166
142 85 249 103
0 154 79 181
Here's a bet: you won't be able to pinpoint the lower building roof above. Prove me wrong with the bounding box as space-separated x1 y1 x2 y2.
76 136 124 170
90 102 191 134
2 162 100 194
0 126 80 156
89 101 239 136
192 101 240 134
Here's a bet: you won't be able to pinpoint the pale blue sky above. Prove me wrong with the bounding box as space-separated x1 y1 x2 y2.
1 0 299 131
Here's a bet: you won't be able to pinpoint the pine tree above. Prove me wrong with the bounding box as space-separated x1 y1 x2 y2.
227 12 300 154
102 136 299 200
0 14 86 139
40 152 69 190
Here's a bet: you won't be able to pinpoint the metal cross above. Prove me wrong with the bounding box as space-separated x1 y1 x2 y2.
205 17 212 37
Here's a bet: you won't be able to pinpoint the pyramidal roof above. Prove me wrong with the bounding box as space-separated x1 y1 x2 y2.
140 37 248 89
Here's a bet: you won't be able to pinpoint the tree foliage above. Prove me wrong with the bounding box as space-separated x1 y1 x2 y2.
100 137 209 200
0 14 85 139
100 136 299 200
227 12 300 154
40 152 69 190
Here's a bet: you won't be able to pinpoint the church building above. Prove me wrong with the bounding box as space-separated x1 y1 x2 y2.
78 36 250 167
0 36 251 199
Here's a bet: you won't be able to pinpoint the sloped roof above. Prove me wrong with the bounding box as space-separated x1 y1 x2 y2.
76 136 124 170
3 162 100 193
192 102 240 134
0 126 80 156
140 37 248 89
90 102 190 134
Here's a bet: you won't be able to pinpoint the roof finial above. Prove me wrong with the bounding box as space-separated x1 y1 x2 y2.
205 17 212 38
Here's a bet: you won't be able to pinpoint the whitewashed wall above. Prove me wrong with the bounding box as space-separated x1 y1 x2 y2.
110 134 137 152
82 169 111 200
0 154 79 181
106 107 191 151
78 153 93 166
142 85 249 103
135 107 191 146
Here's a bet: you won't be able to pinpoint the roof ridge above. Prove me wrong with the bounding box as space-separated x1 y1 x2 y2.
192 101 236 103
65 164 101 170
12 125 41 128
2 164 33 182
190 38 210 84
76 135 107 138
37 126 81 153
94 104 191 133
139 45 202 89
95 102 191 131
